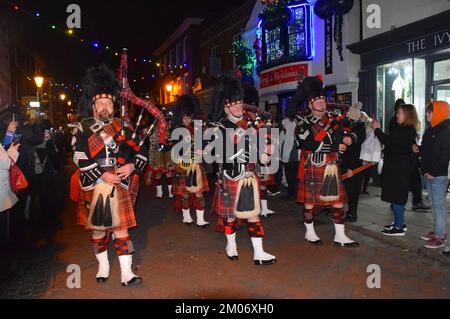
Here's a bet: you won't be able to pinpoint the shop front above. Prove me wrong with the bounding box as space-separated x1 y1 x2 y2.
348 10 450 134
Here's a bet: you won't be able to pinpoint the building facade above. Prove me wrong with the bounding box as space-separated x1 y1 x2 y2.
153 18 203 106
242 0 361 119
0 14 13 110
348 0 450 133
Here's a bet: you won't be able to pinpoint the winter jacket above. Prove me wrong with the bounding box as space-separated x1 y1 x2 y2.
420 102 450 178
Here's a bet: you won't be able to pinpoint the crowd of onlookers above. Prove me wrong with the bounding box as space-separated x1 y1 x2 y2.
0 105 70 247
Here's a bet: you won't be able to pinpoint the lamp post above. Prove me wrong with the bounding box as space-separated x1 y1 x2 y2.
34 76 44 104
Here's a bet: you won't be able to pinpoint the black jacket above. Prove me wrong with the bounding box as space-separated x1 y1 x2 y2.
375 122 417 205
340 120 366 172
420 119 450 177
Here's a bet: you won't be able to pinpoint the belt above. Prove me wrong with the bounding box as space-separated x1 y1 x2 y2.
95 158 117 167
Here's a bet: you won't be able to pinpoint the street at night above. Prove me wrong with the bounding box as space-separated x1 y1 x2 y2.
0 0 450 310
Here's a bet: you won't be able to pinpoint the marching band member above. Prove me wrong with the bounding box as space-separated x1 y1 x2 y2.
208 70 277 265
148 108 175 199
295 76 359 248
72 64 148 286
171 95 210 227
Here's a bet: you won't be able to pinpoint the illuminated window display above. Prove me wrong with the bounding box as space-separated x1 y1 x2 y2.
376 59 413 130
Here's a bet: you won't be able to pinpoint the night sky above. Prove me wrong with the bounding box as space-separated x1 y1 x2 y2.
2 0 250 95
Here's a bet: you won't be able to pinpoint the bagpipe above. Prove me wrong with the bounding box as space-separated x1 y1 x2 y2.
114 49 167 177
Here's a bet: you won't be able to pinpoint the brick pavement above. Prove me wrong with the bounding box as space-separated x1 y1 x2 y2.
2 169 450 299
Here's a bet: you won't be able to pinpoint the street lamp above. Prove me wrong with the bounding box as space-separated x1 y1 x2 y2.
60 93 66 101
34 76 44 105
165 84 173 93
67 101 72 107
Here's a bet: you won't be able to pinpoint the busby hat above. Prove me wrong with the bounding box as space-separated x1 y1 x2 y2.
172 94 200 127
78 64 120 117
209 70 244 122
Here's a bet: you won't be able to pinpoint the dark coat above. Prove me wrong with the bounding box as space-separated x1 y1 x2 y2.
374 122 417 205
420 119 450 177
340 120 366 172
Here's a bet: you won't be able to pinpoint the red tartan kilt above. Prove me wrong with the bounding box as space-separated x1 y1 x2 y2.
172 164 209 196
259 174 275 187
77 172 139 231
214 175 261 219
298 163 347 207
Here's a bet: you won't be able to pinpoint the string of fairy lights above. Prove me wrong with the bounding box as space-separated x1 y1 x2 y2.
7 1 161 84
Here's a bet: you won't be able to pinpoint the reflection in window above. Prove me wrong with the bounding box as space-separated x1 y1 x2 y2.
376 59 413 130
265 27 283 63
288 7 306 58
433 59 450 82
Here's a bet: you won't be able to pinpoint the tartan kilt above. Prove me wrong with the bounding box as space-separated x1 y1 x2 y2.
77 171 139 232
299 162 347 207
172 164 209 196
259 173 275 187
214 174 261 219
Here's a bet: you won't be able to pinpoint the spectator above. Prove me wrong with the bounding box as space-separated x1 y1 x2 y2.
389 99 430 211
280 107 300 201
373 104 420 236
417 101 450 249
0 111 21 244
340 102 367 222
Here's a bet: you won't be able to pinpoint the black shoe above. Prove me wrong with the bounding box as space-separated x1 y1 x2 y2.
443 248 450 256
334 241 359 248
196 223 210 228
412 202 431 212
121 276 143 287
227 255 238 261
382 227 405 236
267 189 281 196
96 277 108 283
183 221 194 226
254 258 277 266
384 223 407 231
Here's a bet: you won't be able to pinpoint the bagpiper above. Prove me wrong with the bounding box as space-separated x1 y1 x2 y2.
147 106 175 199
208 70 276 265
171 94 210 227
295 76 359 247
71 64 148 286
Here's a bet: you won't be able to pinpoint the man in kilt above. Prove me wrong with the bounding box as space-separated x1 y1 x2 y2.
147 115 175 199
208 71 276 265
171 94 210 227
72 64 148 286
295 76 359 247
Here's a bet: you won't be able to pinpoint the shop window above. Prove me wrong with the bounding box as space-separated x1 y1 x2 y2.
433 59 450 82
434 84 450 104
265 27 283 63
376 59 413 131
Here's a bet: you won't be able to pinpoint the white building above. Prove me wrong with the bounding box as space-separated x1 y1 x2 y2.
348 0 450 133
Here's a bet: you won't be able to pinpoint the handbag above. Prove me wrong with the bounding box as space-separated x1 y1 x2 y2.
9 157 29 193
